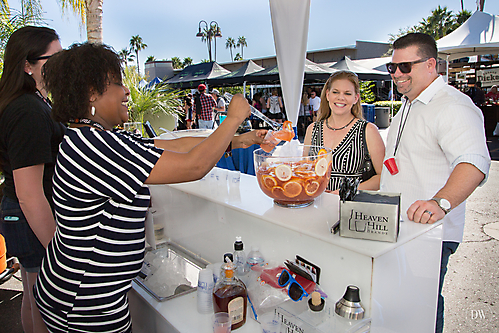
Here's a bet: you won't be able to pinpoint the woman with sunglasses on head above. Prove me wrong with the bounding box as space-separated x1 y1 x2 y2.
0 26 63 333
304 71 385 194
33 42 254 333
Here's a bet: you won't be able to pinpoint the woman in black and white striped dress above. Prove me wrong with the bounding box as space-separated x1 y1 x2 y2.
33 43 257 333
304 71 385 193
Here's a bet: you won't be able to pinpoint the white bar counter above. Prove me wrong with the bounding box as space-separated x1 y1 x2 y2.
129 168 443 332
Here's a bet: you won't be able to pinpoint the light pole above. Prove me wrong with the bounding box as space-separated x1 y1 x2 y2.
196 20 222 62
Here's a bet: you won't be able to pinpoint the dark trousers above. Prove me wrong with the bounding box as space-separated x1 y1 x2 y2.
436 241 459 333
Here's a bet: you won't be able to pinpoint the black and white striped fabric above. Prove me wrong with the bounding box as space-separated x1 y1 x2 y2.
310 119 367 191
34 127 163 333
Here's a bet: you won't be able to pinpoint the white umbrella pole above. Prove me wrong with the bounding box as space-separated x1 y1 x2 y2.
446 55 449 83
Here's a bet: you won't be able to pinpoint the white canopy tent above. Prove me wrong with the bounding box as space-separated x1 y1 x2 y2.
437 11 499 61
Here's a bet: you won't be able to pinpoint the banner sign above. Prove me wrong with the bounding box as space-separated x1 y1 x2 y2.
477 68 499 87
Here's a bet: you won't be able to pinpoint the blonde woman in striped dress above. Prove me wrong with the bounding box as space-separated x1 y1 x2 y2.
304 71 385 193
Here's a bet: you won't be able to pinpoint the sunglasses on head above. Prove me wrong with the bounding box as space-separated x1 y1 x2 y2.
386 58 429 74
330 70 358 78
278 269 309 302
28 55 53 62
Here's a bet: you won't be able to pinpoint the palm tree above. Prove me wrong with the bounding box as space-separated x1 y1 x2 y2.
56 0 103 43
418 6 455 40
170 56 182 69
146 55 155 63
236 36 247 59
183 57 193 68
199 24 218 62
129 35 147 74
454 10 472 27
234 53 242 61
118 48 134 67
225 37 236 61
0 0 45 52
478 0 485 11
389 6 471 44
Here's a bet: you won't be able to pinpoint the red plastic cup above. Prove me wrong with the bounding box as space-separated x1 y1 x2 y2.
384 157 399 175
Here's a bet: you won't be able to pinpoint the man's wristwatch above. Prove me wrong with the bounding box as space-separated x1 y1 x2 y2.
431 197 451 214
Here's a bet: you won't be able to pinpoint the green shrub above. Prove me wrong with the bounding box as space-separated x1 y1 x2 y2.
360 81 376 104
374 101 403 116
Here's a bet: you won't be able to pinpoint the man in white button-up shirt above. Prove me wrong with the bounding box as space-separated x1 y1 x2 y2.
380 33 490 333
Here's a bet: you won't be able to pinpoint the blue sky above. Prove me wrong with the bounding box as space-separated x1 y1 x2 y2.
19 0 499 69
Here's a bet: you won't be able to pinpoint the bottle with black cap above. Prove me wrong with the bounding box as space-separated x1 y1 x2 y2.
233 237 248 276
335 285 365 320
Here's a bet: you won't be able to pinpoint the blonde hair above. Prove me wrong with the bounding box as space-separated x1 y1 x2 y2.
318 71 363 122
301 91 309 105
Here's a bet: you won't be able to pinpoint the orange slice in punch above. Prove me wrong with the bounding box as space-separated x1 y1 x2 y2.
315 157 328 177
262 175 277 189
295 170 315 178
271 186 285 197
283 181 302 198
317 148 328 157
275 164 292 182
305 181 320 196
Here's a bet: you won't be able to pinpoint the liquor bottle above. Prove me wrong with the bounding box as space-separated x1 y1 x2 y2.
213 258 248 330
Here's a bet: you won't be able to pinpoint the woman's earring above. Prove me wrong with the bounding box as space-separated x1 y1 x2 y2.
28 72 32 76
91 106 96 116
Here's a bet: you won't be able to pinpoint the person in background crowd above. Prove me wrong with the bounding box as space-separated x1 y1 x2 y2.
33 42 262 333
266 89 283 124
193 84 216 129
381 33 490 333
260 93 268 115
0 26 63 333
309 89 321 121
485 84 499 104
211 89 226 128
251 93 262 129
176 95 190 131
184 95 195 129
465 81 485 107
298 90 310 138
304 71 385 193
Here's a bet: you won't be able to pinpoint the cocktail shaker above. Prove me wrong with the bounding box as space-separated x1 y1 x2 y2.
335 285 365 320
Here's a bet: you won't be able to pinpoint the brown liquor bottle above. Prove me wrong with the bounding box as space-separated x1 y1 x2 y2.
213 258 247 330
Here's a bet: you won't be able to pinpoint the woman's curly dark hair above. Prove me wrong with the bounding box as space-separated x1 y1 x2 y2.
43 42 122 123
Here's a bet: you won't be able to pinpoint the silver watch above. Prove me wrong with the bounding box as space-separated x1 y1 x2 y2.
431 197 451 214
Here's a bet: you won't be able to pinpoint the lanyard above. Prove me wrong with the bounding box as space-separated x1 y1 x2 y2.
394 100 412 156
35 90 51 108
68 118 106 131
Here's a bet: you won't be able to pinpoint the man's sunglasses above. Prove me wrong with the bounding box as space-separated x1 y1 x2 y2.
386 58 429 74
277 269 309 302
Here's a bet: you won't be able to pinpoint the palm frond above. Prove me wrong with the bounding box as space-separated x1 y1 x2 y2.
123 67 182 124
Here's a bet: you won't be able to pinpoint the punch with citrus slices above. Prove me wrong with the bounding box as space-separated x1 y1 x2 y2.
254 144 333 208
